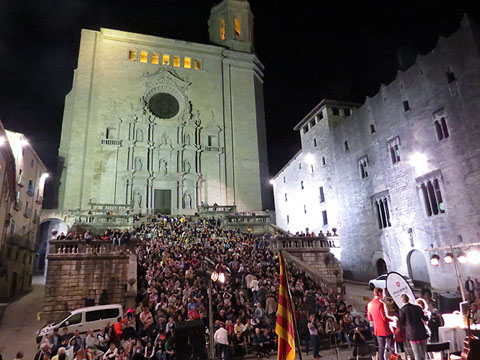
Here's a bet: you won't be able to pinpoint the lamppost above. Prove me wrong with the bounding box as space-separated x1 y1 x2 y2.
207 270 226 360
427 242 480 302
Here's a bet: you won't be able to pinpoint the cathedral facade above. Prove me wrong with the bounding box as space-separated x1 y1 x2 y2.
58 0 269 215
272 17 480 290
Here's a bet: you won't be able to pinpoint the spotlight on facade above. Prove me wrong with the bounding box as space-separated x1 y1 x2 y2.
443 253 454 264
409 152 428 175
430 254 440 267
305 153 315 165
467 250 480 265
269 179 275 185
457 251 468 264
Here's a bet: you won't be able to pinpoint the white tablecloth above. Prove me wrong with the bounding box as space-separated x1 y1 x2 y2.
439 326 466 352
438 326 480 352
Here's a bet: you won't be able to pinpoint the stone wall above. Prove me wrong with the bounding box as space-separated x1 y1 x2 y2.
43 253 130 322
273 17 480 290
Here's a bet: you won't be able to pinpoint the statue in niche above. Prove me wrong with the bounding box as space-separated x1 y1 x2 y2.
161 132 169 146
185 134 191 145
136 129 144 142
135 158 143 171
193 110 201 126
134 191 143 208
159 159 168 175
187 194 192 209
185 161 191 174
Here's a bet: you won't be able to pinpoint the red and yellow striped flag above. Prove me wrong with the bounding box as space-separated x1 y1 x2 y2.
275 252 296 360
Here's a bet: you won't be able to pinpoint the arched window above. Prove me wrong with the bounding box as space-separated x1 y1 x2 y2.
434 120 443 141
234 18 241 37
219 19 226 40
140 51 148 63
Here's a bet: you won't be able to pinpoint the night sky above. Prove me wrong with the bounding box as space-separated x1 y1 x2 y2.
1 0 479 179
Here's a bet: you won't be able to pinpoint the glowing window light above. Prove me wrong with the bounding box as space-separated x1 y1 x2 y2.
219 19 226 40
152 53 159 65
173 56 180 67
194 60 201 70
234 18 241 36
184 57 191 69
140 51 148 63
128 50 137 61
162 55 170 65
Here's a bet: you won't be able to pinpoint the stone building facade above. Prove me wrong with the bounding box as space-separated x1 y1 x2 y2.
0 130 47 300
57 0 269 216
272 16 480 290
0 122 17 300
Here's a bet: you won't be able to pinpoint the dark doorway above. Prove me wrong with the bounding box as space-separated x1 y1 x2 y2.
407 250 431 287
154 189 172 214
10 272 17 298
376 258 388 276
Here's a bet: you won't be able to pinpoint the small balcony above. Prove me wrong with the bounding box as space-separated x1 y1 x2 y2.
13 199 23 211
35 194 43 204
26 186 35 197
16 175 25 187
33 214 40 224
24 207 32 218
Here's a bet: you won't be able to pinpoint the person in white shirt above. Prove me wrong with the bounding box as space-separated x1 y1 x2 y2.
249 278 259 303
214 324 228 360
102 343 117 360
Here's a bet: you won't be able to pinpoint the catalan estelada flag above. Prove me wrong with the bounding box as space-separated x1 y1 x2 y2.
275 252 296 360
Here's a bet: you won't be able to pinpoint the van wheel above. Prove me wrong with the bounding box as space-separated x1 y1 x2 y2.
369 283 375 290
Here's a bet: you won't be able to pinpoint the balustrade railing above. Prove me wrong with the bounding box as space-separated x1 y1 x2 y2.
198 205 237 213
49 239 136 255
75 214 133 225
225 214 271 224
272 236 339 250
88 202 131 213
101 139 122 146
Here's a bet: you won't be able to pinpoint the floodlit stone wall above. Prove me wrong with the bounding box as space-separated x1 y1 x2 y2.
273 17 480 290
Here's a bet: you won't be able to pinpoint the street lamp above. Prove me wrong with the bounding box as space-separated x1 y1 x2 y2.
207 269 226 360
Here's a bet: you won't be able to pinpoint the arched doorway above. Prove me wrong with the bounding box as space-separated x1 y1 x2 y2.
36 219 68 275
376 258 388 276
407 250 431 286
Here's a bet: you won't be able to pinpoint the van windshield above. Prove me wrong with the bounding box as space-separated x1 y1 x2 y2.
51 311 72 326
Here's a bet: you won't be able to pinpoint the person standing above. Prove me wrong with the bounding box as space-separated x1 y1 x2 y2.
398 294 429 360
465 276 475 300
307 315 322 359
214 323 229 360
367 288 393 360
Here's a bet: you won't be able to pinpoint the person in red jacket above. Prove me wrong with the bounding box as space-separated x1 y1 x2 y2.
367 288 393 360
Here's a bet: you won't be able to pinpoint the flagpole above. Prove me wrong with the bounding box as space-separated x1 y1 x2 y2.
280 250 304 360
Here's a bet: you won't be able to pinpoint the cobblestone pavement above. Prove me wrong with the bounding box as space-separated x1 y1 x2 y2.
0 276 45 360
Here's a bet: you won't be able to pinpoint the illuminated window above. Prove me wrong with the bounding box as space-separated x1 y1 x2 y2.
173 56 180 67
152 53 159 64
162 55 170 65
387 136 401 164
219 19 226 40
234 18 241 36
140 51 148 63
184 57 191 69
194 60 201 70
128 50 137 61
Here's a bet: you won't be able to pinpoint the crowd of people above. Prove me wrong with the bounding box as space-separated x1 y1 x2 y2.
34 214 372 360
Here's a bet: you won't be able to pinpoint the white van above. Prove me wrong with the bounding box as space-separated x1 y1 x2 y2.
36 304 123 343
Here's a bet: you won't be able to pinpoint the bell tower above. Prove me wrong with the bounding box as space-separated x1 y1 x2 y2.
208 0 254 53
